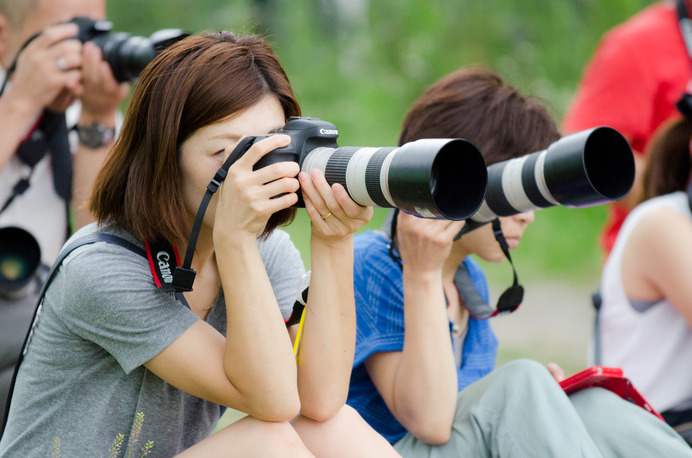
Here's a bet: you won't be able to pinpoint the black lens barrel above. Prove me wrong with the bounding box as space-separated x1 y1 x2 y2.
471 126 634 223
387 139 487 220
303 138 487 220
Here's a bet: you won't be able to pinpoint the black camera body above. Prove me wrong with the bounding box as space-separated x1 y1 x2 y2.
251 117 488 221
254 117 339 170
70 17 188 82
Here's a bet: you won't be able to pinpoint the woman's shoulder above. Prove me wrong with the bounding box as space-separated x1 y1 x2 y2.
618 192 692 263
59 223 150 285
627 192 690 225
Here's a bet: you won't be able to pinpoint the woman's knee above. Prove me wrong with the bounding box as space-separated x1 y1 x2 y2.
179 416 311 457
292 404 362 436
459 359 559 407
493 359 554 387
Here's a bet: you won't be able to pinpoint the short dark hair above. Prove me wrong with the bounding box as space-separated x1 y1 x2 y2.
398 66 560 165
641 117 692 203
90 32 301 244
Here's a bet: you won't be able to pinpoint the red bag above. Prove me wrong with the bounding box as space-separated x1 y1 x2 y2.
559 366 665 421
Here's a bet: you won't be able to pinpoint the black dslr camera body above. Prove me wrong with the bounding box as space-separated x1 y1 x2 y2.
70 17 188 82
251 117 488 221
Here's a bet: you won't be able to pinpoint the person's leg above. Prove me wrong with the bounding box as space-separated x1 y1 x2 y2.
569 388 692 457
291 404 401 457
176 415 314 457
394 359 603 458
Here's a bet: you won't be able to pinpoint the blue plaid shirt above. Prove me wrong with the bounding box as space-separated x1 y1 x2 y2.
347 230 498 444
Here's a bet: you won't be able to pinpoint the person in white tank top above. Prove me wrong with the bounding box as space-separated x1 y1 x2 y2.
599 114 692 435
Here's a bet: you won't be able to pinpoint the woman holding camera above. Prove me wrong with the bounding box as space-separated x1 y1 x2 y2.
0 32 398 457
346 67 692 456
598 114 692 442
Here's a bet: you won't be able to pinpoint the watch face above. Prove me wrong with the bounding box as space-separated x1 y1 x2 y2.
78 124 115 148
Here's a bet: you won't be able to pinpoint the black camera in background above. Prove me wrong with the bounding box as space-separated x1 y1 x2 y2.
71 17 188 82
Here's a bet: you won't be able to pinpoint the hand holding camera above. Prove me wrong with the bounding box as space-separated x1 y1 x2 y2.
396 212 465 275
299 168 373 244
77 41 129 123
214 134 301 242
4 22 83 114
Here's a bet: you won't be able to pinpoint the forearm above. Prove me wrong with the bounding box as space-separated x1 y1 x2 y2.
296 236 356 420
395 269 458 432
0 92 42 172
216 235 299 416
71 109 118 228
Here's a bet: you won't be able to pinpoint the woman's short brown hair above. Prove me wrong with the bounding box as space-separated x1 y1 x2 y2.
640 116 692 203
90 32 301 244
398 66 560 165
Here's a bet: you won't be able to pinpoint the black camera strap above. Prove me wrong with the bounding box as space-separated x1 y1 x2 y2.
144 239 183 293
384 210 522 320
171 136 258 293
160 135 309 325
1 233 146 438
451 219 523 319
0 111 72 216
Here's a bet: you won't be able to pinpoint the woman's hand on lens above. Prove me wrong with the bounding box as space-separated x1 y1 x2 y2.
397 212 465 274
300 169 372 243
215 135 300 239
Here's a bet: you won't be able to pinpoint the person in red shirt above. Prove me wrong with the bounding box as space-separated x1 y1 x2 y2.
563 1 690 255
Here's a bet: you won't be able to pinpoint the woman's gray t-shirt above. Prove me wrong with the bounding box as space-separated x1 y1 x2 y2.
0 223 305 457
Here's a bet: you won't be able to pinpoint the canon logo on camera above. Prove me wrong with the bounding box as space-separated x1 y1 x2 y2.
319 128 338 135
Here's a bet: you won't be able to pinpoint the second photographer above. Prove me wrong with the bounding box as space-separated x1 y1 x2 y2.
0 0 129 425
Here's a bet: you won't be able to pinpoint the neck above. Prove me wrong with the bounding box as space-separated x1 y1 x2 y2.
179 224 215 273
442 242 471 283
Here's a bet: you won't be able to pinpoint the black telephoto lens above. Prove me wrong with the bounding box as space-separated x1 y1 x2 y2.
471 126 634 223
301 138 487 220
90 29 188 82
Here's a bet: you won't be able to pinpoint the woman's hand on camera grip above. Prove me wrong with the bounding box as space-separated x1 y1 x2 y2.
214 134 299 239
300 169 373 242
396 212 465 275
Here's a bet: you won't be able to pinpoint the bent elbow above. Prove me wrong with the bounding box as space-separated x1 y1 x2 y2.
298 389 348 422
408 422 452 445
249 393 302 423
299 402 342 423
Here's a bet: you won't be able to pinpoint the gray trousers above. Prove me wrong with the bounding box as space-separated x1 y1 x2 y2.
394 359 691 457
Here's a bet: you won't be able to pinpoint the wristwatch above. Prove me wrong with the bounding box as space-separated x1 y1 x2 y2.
75 123 116 149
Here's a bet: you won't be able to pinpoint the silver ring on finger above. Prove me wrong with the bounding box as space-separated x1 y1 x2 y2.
57 56 67 71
